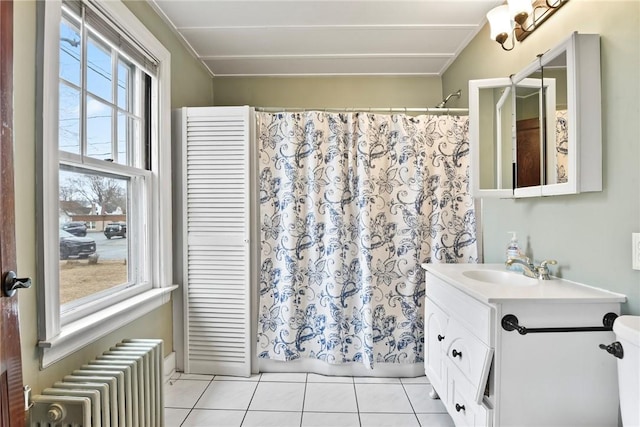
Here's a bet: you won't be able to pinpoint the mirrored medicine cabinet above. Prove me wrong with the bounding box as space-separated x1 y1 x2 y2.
469 32 602 198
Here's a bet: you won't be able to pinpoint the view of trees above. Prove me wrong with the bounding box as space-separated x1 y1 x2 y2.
60 171 127 214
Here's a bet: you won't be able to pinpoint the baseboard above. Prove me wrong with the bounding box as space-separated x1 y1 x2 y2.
164 351 176 382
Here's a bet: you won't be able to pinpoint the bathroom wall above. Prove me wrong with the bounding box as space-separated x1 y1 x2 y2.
443 0 640 314
213 76 444 109
123 0 214 108
14 0 213 395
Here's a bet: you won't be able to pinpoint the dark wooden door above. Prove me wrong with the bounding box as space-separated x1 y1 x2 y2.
516 117 541 188
0 1 25 426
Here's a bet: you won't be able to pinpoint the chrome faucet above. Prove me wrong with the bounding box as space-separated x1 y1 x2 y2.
506 257 557 280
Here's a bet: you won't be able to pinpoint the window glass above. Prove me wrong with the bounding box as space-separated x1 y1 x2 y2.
86 36 113 103
117 59 131 111
85 95 114 160
117 113 136 165
59 167 130 306
59 82 81 155
55 1 149 313
59 17 81 86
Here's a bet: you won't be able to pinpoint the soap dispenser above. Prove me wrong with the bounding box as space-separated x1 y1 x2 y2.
506 232 523 271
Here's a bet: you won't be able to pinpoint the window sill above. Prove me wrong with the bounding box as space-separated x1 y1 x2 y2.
38 285 178 369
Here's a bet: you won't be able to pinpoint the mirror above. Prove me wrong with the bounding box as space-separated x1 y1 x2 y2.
511 47 564 197
512 77 556 197
470 32 602 198
470 78 513 199
542 51 569 187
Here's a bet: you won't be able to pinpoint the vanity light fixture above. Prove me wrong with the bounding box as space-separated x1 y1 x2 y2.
487 0 569 51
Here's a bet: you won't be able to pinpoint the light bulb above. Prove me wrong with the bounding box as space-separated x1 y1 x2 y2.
487 5 513 43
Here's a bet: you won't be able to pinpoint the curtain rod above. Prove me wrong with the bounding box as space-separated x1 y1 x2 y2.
255 107 468 114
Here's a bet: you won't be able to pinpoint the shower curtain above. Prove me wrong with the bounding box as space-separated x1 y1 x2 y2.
256 111 477 369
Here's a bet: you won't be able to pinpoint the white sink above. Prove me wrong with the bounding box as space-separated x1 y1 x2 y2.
462 269 539 286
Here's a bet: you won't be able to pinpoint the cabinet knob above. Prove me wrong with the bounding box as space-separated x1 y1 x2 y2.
455 403 466 412
437 334 445 342
452 349 462 358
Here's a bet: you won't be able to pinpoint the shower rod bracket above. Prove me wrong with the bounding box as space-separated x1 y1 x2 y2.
501 312 618 335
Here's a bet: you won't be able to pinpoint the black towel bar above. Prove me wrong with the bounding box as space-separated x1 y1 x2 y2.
501 312 618 335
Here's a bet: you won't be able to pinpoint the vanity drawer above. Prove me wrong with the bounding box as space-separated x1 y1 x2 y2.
445 319 493 403
447 367 491 427
425 272 492 343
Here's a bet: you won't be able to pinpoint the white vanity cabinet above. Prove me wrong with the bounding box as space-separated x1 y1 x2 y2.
423 264 626 427
425 272 494 426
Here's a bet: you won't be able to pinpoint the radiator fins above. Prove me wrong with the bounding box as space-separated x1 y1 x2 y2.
29 339 164 427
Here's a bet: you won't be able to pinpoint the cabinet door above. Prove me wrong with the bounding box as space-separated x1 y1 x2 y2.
448 367 490 427
425 297 448 393
181 106 254 376
445 320 493 404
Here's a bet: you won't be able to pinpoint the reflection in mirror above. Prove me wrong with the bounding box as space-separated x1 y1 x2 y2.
515 83 542 189
513 77 557 195
543 50 568 185
477 85 513 192
555 109 568 183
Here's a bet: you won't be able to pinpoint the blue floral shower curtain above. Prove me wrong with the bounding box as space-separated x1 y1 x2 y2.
257 111 477 368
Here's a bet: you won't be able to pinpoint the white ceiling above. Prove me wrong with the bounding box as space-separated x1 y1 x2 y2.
148 0 503 77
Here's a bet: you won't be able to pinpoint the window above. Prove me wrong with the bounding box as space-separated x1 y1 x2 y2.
37 0 174 368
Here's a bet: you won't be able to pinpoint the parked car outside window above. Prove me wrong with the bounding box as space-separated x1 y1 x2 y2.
61 221 87 237
104 222 127 239
59 229 96 260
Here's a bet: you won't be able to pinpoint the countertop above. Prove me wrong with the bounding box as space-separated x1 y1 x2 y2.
421 263 627 304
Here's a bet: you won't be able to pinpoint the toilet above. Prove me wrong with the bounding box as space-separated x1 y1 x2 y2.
612 315 640 426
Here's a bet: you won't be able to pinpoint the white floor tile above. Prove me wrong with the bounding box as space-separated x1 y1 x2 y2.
404 384 448 413
249 382 306 411
163 374 455 427
164 379 210 408
354 377 401 384
355 384 414 413
415 413 456 427
400 376 429 384
360 412 420 427
242 411 302 427
214 374 262 382
164 408 190 427
307 373 353 383
260 372 307 382
304 383 358 413
302 412 360 427
195 380 258 410
181 409 245 427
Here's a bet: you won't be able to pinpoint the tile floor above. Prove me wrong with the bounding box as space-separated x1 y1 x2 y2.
164 372 455 427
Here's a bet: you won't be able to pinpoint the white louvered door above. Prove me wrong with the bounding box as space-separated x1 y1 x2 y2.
181 106 253 376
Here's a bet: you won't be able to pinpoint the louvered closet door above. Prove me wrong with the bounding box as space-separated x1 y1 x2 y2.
183 106 252 376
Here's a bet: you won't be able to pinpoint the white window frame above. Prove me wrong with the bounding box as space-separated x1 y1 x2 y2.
37 0 175 368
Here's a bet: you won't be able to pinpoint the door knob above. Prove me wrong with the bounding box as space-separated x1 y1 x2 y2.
3 271 32 297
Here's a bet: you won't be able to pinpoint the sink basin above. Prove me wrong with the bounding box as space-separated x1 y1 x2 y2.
462 269 539 286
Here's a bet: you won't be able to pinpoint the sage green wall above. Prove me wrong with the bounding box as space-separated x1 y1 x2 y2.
15 0 213 395
443 0 640 314
213 76 443 109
